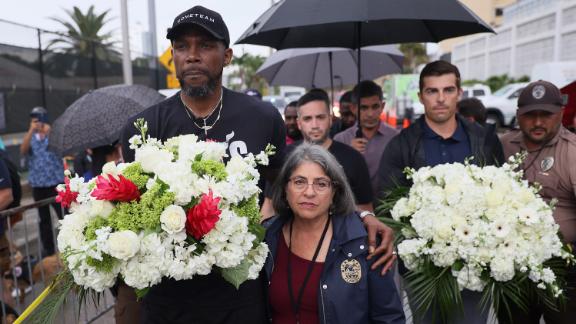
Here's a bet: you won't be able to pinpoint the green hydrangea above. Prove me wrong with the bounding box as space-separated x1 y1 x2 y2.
86 253 116 273
84 216 109 241
107 182 175 232
192 160 227 181
231 195 260 224
121 163 150 190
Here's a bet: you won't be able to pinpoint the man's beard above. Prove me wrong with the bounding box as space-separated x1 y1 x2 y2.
304 132 328 145
287 127 301 139
179 71 221 98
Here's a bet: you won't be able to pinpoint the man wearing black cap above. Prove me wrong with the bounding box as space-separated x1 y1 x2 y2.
120 5 285 324
499 80 576 324
120 6 394 323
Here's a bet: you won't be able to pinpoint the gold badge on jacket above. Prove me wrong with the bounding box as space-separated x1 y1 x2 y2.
340 259 362 284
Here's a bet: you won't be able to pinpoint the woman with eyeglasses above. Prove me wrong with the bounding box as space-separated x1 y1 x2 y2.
264 143 405 324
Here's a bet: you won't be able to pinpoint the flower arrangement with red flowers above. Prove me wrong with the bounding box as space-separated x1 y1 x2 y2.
55 175 79 209
34 118 278 324
91 174 140 202
186 190 221 240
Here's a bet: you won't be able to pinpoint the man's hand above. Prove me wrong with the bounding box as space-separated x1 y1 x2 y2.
362 214 396 275
350 138 368 154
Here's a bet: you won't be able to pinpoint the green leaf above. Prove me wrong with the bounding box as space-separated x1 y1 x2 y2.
221 259 251 289
248 223 266 246
135 287 150 300
404 259 463 323
21 270 76 324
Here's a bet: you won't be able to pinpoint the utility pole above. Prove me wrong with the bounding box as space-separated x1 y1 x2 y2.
147 0 158 58
120 0 133 85
147 0 159 89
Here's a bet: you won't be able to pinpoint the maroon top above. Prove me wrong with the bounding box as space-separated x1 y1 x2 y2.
269 234 325 324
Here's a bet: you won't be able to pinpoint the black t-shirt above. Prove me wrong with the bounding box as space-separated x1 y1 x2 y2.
119 88 285 319
0 158 13 237
121 88 285 169
267 140 373 205
0 159 11 191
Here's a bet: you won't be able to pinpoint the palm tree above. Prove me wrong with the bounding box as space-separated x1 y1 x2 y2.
228 53 267 92
47 5 119 61
399 43 428 73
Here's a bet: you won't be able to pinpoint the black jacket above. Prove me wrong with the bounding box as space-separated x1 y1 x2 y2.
377 115 504 199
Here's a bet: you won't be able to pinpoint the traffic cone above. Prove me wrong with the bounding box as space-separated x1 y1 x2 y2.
402 118 410 128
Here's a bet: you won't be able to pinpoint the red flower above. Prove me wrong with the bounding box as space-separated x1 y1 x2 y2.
55 177 78 209
186 190 221 240
91 174 140 202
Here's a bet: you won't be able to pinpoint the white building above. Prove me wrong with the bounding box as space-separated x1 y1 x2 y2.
452 0 576 81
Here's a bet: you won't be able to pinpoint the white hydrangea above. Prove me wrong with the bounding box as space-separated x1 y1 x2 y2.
390 159 569 294
247 243 269 279
121 233 165 290
202 210 255 269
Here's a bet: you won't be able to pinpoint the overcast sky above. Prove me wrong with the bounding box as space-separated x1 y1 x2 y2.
0 0 274 57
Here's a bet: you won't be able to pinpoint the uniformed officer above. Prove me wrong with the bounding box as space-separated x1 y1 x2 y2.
500 80 576 324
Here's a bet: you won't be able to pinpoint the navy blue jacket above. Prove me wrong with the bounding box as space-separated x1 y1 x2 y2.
263 213 405 324
377 114 504 199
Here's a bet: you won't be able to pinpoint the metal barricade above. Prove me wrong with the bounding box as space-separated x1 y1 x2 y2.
0 198 114 324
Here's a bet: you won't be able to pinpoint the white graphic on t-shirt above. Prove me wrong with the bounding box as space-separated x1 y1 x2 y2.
226 131 248 158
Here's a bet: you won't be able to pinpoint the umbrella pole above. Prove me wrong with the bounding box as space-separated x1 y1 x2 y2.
329 52 335 116
355 22 363 138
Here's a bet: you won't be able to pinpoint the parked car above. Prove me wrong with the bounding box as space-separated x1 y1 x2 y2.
461 84 491 100
480 82 528 128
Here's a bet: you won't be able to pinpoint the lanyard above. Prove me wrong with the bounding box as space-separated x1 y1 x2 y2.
287 215 331 324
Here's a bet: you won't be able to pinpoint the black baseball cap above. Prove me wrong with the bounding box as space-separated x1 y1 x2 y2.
166 6 230 48
517 80 565 115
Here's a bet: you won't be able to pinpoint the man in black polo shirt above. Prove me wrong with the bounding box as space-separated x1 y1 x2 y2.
120 6 284 324
261 90 374 217
291 91 374 211
377 60 504 324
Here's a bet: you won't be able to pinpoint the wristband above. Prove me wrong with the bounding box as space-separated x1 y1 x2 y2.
359 211 375 219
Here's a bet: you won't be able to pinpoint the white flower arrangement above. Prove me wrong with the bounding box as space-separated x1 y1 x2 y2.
382 154 574 321
55 118 273 293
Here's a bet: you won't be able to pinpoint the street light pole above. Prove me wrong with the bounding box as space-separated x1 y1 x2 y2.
120 0 133 85
147 0 159 89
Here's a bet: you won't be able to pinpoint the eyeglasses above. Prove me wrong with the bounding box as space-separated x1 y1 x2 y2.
288 177 334 193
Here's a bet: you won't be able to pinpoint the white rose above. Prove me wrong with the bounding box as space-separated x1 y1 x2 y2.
135 146 174 173
107 230 140 260
89 200 115 218
102 161 119 177
160 205 187 234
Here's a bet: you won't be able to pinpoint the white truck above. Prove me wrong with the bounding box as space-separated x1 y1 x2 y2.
480 82 527 128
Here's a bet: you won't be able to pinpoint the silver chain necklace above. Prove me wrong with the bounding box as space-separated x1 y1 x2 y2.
181 91 223 136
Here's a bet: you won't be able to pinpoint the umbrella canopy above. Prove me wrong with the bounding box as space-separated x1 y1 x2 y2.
236 0 493 49
256 45 403 89
49 84 165 156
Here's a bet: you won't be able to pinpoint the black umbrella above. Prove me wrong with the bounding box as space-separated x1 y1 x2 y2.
257 45 403 89
49 84 165 155
237 0 492 135
237 0 493 50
